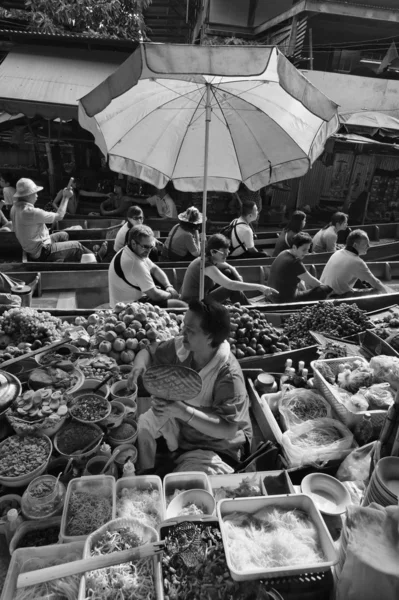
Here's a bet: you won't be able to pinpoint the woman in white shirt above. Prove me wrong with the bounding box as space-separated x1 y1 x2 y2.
0 172 17 218
312 212 348 254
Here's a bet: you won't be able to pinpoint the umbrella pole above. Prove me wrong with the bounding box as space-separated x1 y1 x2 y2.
199 83 212 300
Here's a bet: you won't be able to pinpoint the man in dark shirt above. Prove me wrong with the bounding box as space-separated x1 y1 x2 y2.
268 232 331 303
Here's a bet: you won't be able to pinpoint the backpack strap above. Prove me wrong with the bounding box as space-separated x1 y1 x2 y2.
113 249 141 291
161 224 180 260
230 220 248 253
123 221 134 246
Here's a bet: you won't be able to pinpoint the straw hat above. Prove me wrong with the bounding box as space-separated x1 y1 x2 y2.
178 206 203 224
13 178 43 198
81 253 97 264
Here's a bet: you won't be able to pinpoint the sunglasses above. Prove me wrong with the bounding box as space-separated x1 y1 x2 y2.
136 241 156 251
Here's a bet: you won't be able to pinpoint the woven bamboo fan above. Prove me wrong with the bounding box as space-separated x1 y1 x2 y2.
143 365 202 401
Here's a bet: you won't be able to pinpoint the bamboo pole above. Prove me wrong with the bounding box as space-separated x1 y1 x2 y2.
199 83 212 300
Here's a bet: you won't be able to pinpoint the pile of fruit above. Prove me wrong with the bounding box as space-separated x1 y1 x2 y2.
0 308 64 363
74 302 182 365
228 304 290 359
283 302 372 349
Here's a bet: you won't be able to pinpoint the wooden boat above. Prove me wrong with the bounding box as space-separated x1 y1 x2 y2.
6 260 399 313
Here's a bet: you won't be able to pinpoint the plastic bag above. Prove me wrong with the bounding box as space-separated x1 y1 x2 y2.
336 441 375 484
362 383 394 410
278 388 332 430
281 417 355 467
370 355 399 391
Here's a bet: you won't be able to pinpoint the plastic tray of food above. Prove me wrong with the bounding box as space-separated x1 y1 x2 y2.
163 471 212 510
77 517 162 600
60 475 116 543
1 541 84 600
9 516 62 555
311 356 387 429
217 494 338 581
115 475 165 528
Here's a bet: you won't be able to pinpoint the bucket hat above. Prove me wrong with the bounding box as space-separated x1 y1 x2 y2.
178 206 203 224
13 178 43 198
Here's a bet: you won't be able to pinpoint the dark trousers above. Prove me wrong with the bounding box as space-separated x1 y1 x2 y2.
32 232 93 263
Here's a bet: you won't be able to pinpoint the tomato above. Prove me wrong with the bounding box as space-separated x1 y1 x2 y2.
114 321 127 334
120 350 135 364
113 338 126 352
125 338 139 351
99 341 112 354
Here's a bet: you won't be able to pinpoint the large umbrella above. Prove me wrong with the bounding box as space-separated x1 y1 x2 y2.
79 43 339 298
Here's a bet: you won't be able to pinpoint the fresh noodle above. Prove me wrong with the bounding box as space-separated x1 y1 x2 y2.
116 487 162 528
223 508 324 572
86 528 155 600
66 491 112 537
14 552 81 600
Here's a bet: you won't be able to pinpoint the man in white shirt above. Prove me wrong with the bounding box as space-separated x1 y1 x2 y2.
145 188 178 219
11 178 105 262
321 229 389 296
228 201 267 259
108 224 187 308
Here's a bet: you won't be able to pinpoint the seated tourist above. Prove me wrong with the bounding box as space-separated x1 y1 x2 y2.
227 200 267 259
135 187 178 219
100 182 135 217
268 232 331 303
273 210 306 257
128 300 253 473
0 208 12 232
312 212 348 253
113 206 145 253
11 178 106 263
321 229 390 297
52 178 109 215
180 233 276 305
108 224 186 309
161 206 201 261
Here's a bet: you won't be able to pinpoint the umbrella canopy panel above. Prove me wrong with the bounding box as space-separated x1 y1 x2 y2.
79 44 339 192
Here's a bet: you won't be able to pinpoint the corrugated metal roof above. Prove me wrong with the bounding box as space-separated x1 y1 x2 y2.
0 27 137 47
0 45 128 119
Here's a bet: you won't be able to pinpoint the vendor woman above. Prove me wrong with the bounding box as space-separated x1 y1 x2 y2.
128 300 253 473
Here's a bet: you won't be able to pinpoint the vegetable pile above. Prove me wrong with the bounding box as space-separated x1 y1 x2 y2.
116 486 163 528
222 507 324 573
86 527 155 599
16 525 60 549
29 364 79 392
227 304 290 359
55 422 101 455
66 491 112 537
213 475 262 502
8 388 68 432
0 307 64 363
14 551 81 600
0 435 50 478
283 303 372 349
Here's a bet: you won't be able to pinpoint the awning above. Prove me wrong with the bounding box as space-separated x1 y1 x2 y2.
0 46 128 120
333 132 399 150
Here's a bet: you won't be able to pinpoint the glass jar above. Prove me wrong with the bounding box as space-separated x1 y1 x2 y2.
21 475 66 520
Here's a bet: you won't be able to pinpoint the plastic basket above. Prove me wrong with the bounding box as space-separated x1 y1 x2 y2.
115 475 165 528
60 475 116 543
9 516 62 555
311 356 387 429
217 494 338 581
1 541 84 600
163 471 212 510
78 517 161 600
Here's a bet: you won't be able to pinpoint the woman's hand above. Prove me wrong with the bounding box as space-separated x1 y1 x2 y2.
127 365 146 389
258 284 277 296
151 397 187 420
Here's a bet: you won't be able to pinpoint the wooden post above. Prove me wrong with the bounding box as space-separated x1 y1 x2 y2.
288 16 298 57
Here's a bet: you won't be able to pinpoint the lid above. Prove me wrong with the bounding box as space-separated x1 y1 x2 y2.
7 508 18 522
285 359 292 366
10 284 31 295
298 361 305 368
257 373 275 386
0 370 22 416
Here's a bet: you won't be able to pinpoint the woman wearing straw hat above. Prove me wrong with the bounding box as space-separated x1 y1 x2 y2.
11 178 107 263
161 206 202 262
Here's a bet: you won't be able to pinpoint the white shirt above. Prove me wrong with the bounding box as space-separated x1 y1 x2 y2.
147 193 177 218
321 248 376 294
229 218 254 257
108 246 155 307
2 186 16 206
11 202 56 258
113 222 129 252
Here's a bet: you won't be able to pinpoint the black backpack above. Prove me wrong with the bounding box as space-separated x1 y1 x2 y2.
219 219 247 254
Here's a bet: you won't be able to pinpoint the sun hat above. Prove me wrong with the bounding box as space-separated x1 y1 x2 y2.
13 178 43 198
178 206 203 224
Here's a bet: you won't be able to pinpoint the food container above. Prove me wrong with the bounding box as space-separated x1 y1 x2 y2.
210 472 265 501
21 474 66 520
71 377 111 399
54 421 104 460
101 400 125 428
255 373 278 394
0 370 22 417
46 456 75 486
1 541 84 600
108 417 138 447
60 475 116 543
6 408 68 438
83 455 118 478
311 356 387 429
301 473 351 515
77 518 162 600
9 516 62 555
110 380 137 405
115 475 165 526
0 433 52 488
35 344 80 366
0 494 22 535
69 393 111 424
113 443 138 469
166 489 216 520
217 494 338 581
262 471 295 496
163 472 212 509
28 365 84 394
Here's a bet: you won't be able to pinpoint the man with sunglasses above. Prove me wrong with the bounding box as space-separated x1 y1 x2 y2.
108 224 186 308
